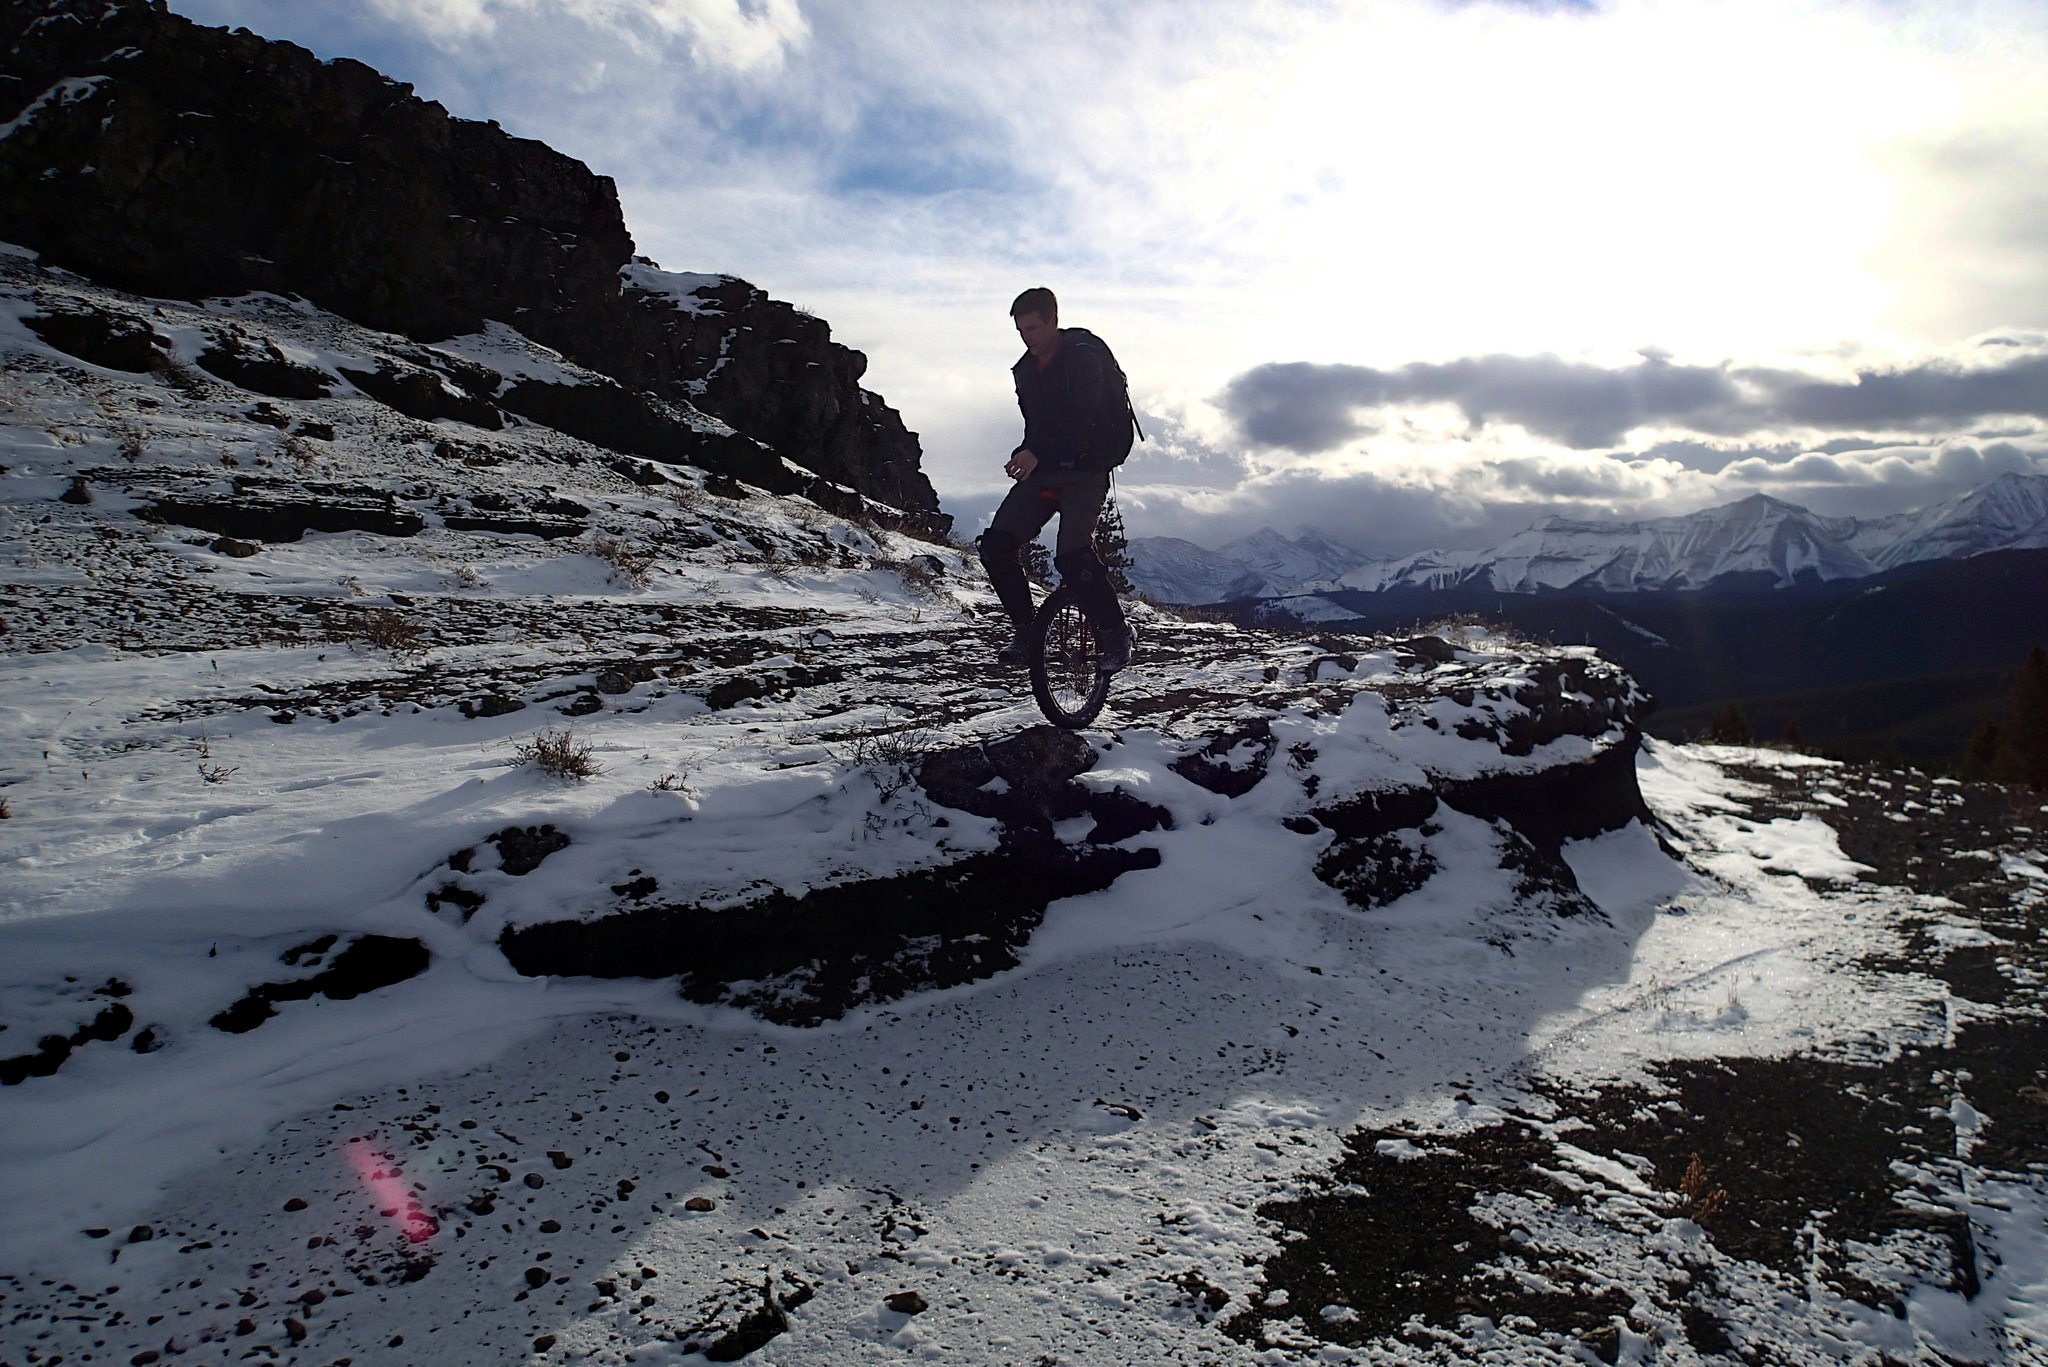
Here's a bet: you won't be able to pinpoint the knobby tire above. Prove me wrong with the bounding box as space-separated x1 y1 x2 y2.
1027 584 1112 729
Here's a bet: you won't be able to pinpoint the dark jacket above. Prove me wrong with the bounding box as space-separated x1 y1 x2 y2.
1012 329 1115 471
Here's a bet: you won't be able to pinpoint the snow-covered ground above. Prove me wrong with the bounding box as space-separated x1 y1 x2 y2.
3 254 2045 1364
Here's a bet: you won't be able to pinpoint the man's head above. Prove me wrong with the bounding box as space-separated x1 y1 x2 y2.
1011 287 1059 361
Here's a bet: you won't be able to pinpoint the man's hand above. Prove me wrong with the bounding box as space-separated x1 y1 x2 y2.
1005 449 1039 481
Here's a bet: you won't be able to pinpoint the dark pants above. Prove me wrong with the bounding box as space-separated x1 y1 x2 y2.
978 467 1127 634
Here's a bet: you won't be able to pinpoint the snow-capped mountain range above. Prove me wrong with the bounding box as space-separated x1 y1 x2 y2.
1119 527 1369 604
1128 473 2048 603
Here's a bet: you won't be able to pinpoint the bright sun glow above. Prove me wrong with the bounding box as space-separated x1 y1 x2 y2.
1099 1 1950 375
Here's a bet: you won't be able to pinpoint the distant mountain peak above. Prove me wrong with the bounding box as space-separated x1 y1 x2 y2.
1127 473 2048 603
1124 525 1369 606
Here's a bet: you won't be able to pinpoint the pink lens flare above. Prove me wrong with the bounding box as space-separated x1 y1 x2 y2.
346 1139 439 1245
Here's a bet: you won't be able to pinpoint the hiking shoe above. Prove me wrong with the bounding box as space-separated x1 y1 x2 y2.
995 630 1031 667
1095 625 1136 675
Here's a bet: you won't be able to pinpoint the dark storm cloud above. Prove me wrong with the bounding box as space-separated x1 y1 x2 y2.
1489 456 1647 500
1748 354 2048 429
1218 362 1394 452
1221 354 1745 450
1221 348 2048 453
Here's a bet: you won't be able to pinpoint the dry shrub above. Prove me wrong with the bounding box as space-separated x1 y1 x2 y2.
1677 1153 1728 1225
839 727 933 803
148 351 211 395
889 556 947 602
591 534 659 587
358 607 427 655
512 729 602 781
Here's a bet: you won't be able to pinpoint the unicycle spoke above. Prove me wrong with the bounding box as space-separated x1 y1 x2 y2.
1027 585 1113 729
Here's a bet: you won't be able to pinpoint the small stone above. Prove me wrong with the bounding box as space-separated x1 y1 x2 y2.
684 1196 715 1212
524 1172 545 1189
127 1225 154 1243
548 1151 573 1170
885 1290 928 1315
525 1267 550 1288
533 1334 556 1352
283 1197 308 1212
284 1316 307 1343
538 1218 561 1234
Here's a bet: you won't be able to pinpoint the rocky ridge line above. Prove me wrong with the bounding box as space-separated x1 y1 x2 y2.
0 0 945 530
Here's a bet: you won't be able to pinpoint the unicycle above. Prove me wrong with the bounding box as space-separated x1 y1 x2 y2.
1027 583 1113 729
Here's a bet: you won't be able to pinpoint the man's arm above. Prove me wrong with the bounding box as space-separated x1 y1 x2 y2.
1009 361 1038 479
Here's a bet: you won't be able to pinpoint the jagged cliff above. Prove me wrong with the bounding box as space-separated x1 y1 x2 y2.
0 0 945 529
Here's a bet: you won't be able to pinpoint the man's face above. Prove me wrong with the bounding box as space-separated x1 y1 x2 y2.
1014 310 1059 361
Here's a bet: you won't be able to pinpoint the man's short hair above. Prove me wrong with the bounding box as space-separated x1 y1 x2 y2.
1010 287 1057 321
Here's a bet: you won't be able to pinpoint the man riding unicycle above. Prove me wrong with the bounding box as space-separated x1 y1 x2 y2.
978 287 1140 684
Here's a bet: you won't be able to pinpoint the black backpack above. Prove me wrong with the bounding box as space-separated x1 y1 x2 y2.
1066 327 1145 468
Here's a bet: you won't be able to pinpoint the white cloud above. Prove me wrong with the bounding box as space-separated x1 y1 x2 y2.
356 0 807 68
164 0 2048 554
624 0 808 70
363 0 499 40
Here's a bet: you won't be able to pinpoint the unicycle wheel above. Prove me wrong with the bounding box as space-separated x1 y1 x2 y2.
1027 584 1112 729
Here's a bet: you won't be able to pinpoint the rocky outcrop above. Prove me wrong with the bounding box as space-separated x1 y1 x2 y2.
208 934 431 1034
140 486 427 543
498 839 1161 1028
589 275 941 521
0 978 134 1085
494 725 1172 1026
493 641 1653 1026
0 0 628 340
1307 651 1649 913
0 0 946 530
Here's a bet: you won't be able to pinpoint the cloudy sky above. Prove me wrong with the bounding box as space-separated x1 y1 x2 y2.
167 0 2048 555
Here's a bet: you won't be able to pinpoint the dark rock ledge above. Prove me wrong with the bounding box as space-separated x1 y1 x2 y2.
498 728 1173 1027
494 649 1652 1025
